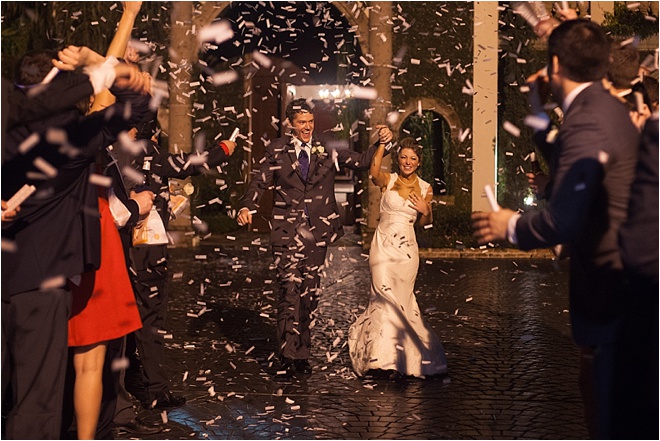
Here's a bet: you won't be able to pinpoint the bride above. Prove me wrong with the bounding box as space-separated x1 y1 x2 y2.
348 133 448 378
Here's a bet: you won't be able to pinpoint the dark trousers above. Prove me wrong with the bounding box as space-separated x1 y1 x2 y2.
272 221 327 360
1 287 71 440
112 335 137 426
128 245 170 403
610 274 659 439
96 337 126 438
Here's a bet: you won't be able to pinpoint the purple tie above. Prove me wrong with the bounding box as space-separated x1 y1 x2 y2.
298 148 309 182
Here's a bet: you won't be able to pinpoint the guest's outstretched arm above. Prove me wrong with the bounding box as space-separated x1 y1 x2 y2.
90 1 143 113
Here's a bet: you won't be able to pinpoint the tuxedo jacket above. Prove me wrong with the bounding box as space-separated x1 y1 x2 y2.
515 82 640 345
1 80 151 297
618 116 658 281
241 134 379 247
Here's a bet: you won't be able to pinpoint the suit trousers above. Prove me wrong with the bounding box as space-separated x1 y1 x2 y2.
610 274 659 439
272 220 327 360
128 245 170 403
1 287 71 440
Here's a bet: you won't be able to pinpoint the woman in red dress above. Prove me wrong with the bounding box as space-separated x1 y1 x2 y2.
68 191 143 439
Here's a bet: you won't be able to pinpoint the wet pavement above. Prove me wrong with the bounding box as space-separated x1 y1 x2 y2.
117 229 588 440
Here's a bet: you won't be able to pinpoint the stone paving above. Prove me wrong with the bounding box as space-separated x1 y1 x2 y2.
118 230 588 440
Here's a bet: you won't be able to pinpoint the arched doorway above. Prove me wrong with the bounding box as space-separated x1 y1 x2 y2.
392 98 463 201
200 2 370 233
399 111 451 196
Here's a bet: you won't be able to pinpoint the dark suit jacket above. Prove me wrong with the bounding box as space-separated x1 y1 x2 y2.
241 134 378 247
515 82 640 345
618 116 658 282
1 81 151 297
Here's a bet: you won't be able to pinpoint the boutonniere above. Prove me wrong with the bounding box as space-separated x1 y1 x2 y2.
311 145 326 156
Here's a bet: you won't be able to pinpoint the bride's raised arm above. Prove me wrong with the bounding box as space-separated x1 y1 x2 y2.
370 125 393 190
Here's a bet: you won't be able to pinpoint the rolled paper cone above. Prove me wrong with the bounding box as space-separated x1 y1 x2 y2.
484 184 500 212
229 127 240 142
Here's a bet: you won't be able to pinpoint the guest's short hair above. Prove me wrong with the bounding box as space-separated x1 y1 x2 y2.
285 98 312 123
548 19 610 83
642 76 658 107
609 42 641 89
135 111 159 140
15 50 57 86
398 137 423 157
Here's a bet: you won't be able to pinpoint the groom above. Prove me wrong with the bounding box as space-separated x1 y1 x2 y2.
237 98 392 376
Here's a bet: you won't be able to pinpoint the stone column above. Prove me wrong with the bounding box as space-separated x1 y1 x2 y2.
367 1 393 230
589 1 614 24
168 2 195 155
167 2 195 231
471 1 499 212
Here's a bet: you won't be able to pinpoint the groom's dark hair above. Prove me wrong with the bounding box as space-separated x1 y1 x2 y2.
285 98 313 123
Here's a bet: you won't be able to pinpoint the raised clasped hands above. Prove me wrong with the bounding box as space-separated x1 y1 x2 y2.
122 1 143 15
376 125 393 145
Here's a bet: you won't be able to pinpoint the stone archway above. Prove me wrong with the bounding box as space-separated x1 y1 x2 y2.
392 97 463 142
168 2 391 231
394 98 463 200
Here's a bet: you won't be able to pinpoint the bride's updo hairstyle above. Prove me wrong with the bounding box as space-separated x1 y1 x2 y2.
397 137 423 156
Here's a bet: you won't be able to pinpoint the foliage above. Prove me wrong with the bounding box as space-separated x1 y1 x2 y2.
1 2 171 79
496 4 548 212
602 2 659 39
391 2 474 213
416 202 476 249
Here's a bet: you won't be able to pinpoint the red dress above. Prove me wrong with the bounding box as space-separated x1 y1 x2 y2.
68 195 142 347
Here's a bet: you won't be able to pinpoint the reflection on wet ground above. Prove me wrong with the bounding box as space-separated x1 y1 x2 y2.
119 236 587 439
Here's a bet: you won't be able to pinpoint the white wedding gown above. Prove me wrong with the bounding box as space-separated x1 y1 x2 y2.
348 173 448 377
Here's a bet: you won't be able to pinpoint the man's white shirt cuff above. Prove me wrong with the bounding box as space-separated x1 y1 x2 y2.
507 213 522 245
84 56 119 95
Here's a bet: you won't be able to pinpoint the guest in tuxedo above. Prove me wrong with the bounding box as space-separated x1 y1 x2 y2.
1 49 149 440
612 115 658 440
237 98 392 377
471 20 640 438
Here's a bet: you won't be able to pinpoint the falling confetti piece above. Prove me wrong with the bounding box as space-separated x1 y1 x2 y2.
503 120 521 137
